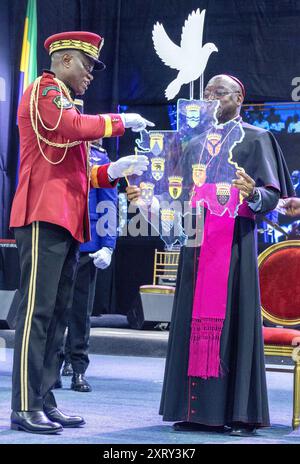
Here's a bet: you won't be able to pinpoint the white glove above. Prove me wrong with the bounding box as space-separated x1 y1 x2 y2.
121 113 155 132
89 247 113 269
107 155 149 180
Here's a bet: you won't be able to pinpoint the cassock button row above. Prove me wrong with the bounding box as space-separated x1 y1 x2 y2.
191 396 197 400
191 409 196 414
192 382 197 387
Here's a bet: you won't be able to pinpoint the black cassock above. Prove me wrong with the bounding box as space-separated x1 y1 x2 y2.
159 123 294 427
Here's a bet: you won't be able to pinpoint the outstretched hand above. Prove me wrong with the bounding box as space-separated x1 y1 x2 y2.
121 113 155 132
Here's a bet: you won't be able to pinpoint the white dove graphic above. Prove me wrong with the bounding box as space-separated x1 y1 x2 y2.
152 9 218 100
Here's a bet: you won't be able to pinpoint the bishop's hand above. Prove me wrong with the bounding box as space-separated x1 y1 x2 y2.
232 170 256 199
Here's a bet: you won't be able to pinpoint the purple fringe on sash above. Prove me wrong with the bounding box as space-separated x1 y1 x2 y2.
187 187 255 380
188 318 224 379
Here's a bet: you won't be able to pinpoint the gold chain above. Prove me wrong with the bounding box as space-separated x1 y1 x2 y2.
30 76 82 165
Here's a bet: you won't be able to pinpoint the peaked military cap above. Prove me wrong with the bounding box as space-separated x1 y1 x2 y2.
44 31 105 70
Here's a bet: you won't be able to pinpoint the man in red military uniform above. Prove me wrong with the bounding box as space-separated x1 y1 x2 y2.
9 31 153 434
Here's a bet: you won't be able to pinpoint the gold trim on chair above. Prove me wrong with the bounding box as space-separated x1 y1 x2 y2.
139 287 176 295
152 249 180 285
258 240 300 430
258 240 300 326
264 344 294 357
293 357 300 429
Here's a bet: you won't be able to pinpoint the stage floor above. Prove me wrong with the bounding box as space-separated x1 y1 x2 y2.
0 349 300 444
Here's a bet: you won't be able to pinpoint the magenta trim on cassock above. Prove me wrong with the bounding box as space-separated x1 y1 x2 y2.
188 185 255 379
188 208 235 378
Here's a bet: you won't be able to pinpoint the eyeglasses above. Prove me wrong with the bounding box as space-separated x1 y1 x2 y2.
203 89 240 100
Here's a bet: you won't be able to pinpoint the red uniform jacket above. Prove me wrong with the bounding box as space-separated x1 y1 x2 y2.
10 71 125 242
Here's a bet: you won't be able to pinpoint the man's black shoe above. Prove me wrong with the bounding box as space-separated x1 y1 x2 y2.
71 373 92 392
62 362 73 376
173 421 228 433
44 407 85 428
11 410 63 434
229 425 257 437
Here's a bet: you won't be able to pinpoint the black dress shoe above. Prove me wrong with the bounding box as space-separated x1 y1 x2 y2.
62 362 73 376
71 373 92 392
44 407 85 428
230 425 257 437
173 421 228 433
11 410 63 434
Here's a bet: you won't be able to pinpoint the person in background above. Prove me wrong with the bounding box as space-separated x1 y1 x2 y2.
253 112 270 130
291 170 300 197
288 114 300 133
269 114 285 133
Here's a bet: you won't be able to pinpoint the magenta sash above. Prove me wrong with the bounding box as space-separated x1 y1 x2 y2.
188 184 254 379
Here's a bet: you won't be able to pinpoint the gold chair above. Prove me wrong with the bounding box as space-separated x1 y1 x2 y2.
258 240 300 429
140 249 180 294
127 249 180 329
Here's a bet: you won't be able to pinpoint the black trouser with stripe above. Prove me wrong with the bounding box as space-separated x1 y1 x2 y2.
64 253 97 374
12 222 80 411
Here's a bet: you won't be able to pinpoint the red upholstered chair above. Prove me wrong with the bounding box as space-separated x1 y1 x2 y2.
258 240 300 429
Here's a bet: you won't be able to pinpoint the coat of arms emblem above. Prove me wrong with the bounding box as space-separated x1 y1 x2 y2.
192 163 206 186
150 133 164 156
168 176 183 199
161 208 175 229
186 103 201 128
207 133 222 157
151 157 165 181
216 182 231 205
140 182 155 205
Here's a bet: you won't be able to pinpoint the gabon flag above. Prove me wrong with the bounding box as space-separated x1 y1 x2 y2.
18 0 37 103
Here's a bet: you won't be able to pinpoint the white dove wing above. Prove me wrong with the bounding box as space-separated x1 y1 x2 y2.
152 22 183 71
180 8 206 57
